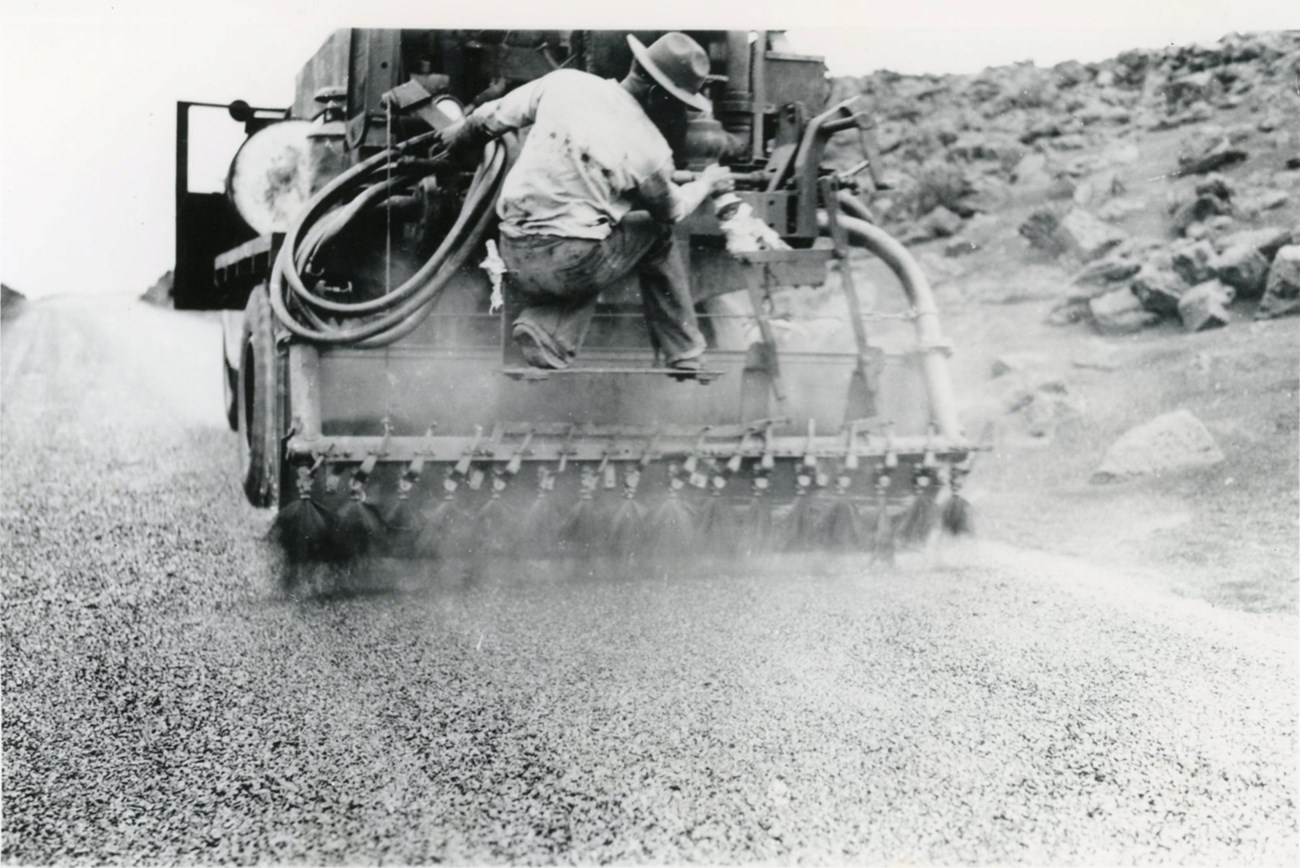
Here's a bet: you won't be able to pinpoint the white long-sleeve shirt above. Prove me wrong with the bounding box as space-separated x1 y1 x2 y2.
469 69 709 239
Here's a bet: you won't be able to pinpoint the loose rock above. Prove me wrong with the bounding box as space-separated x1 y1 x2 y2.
1059 209 1127 261
1256 245 1300 319
1175 131 1248 176
1217 226 1293 262
919 205 965 239
1169 176 1234 236
1210 244 1270 298
1130 259 1189 314
1092 409 1225 482
1089 287 1162 335
1169 239 1217 285
1019 208 1125 261
1177 279 1235 332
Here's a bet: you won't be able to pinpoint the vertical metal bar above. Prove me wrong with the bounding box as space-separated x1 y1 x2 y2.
750 31 767 163
743 265 786 410
820 177 879 423
818 177 871 360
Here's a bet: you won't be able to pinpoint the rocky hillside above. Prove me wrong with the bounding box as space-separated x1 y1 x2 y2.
819 31 1298 612
827 30 1300 331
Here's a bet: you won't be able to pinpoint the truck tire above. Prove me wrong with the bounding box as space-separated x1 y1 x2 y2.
237 285 281 508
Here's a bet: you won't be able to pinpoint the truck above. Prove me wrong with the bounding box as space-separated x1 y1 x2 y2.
172 29 975 575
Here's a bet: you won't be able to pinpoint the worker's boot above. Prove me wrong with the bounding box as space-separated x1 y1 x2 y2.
512 321 570 370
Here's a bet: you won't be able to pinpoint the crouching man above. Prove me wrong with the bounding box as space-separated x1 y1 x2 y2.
439 32 732 370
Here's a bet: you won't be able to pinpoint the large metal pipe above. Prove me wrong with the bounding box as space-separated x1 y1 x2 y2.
835 190 877 225
750 31 767 161
720 31 753 148
818 211 965 441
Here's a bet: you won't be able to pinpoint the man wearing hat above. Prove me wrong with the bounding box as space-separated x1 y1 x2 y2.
439 32 732 370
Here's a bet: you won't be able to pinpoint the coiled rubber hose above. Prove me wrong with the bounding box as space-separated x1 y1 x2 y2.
269 134 509 347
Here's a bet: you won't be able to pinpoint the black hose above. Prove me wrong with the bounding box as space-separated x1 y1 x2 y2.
269 134 507 347
285 151 496 319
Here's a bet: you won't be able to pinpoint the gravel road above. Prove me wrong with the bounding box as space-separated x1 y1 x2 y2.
2 298 1296 864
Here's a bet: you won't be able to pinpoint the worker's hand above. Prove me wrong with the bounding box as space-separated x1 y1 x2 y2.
699 163 735 196
436 119 471 156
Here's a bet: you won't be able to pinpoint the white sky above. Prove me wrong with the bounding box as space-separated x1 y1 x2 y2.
0 0 1291 299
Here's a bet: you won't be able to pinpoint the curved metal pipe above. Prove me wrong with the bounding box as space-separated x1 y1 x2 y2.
818 210 964 441
834 190 876 225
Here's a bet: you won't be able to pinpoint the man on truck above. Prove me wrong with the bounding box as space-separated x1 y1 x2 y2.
439 32 732 371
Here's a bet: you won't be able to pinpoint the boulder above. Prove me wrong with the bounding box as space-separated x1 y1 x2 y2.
949 132 1007 162
1053 59 1090 88
1163 71 1219 109
1046 177 1078 200
1210 244 1270 298
1173 41 1229 71
1113 49 1152 88
1176 141 1248 176
1076 101 1132 125
1184 214 1238 242
1059 209 1127 261
1177 279 1235 332
918 205 965 239
1091 409 1225 483
1169 239 1217 285
1089 287 1162 335
1216 226 1293 262
1150 106 1214 132
1019 118 1063 145
964 176 1012 215
1020 210 1069 256
1241 190 1289 213
1194 173 1234 201
1257 114 1283 133
1169 179 1234 236
1020 208 1126 261
1070 250 1142 292
1256 245 1300 319
1130 258 1189 314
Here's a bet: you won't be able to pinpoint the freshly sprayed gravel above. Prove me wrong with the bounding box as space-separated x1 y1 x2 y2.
2 301 1297 864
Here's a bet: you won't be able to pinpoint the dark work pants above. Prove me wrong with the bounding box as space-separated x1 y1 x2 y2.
498 212 706 365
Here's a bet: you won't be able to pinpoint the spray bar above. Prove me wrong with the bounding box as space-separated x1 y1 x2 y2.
286 431 975 466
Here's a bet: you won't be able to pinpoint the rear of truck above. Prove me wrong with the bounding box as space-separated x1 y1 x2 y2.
173 29 976 567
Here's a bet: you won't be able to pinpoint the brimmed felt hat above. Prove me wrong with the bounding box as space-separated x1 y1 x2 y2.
626 32 712 113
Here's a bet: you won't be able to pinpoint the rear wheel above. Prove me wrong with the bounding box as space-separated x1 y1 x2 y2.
237 284 281 507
